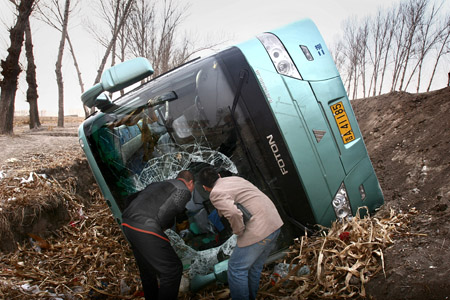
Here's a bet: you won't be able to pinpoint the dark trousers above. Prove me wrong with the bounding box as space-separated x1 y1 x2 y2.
123 226 183 300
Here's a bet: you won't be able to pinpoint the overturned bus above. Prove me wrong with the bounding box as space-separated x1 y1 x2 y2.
78 18 383 290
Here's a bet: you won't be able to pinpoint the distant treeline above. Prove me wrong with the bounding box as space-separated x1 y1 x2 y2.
331 0 450 99
14 110 83 117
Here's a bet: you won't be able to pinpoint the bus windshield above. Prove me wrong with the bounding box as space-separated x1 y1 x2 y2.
84 54 270 214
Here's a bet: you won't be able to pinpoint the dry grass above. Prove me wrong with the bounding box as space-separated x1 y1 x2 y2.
0 139 417 299
186 207 417 300
13 116 85 127
257 207 417 299
10 116 85 135
0 184 417 300
0 190 141 299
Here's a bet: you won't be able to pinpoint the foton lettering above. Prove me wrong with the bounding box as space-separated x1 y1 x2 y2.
267 135 288 175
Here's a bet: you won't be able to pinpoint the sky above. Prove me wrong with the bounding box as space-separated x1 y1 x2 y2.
1 0 449 116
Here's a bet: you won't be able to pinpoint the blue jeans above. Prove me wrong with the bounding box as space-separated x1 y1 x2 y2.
227 228 280 300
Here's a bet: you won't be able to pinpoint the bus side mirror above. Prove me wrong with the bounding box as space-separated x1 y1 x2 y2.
81 57 154 108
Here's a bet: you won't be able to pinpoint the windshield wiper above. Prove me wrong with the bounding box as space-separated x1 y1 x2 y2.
147 91 178 107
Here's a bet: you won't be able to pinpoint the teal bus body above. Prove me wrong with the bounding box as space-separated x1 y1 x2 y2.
78 18 383 288
236 19 383 226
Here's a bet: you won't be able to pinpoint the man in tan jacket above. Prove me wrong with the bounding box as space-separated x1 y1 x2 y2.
198 167 283 300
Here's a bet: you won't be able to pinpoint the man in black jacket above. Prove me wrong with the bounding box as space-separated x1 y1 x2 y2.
121 170 194 300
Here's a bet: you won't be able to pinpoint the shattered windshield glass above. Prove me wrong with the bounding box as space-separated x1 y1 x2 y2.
84 55 269 254
83 52 289 276
86 57 241 204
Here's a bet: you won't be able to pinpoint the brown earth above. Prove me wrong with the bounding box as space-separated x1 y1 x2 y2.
0 87 449 299
0 117 95 253
352 87 450 300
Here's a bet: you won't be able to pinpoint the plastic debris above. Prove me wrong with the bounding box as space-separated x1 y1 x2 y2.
339 231 350 241
78 207 88 220
269 262 310 286
29 237 41 253
21 283 40 293
20 172 35 183
120 279 131 295
179 274 190 293
28 233 51 250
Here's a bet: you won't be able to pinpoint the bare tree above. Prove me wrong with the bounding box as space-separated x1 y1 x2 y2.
36 0 74 127
390 2 408 92
54 0 71 127
126 0 155 59
24 18 40 129
367 9 393 96
125 0 224 77
357 19 369 98
374 8 397 95
334 10 398 97
403 1 443 92
426 14 450 91
397 0 428 91
157 0 185 74
0 0 35 135
142 0 189 76
88 0 135 85
341 17 362 99
330 40 347 87
66 32 89 116
36 0 88 117
333 0 449 96
85 0 225 106
5 1 40 128
114 1 134 64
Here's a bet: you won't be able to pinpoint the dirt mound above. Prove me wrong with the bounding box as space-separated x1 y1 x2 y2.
352 87 450 300
0 117 96 252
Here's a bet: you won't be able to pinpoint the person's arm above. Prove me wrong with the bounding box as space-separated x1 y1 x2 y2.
158 185 191 230
210 193 245 235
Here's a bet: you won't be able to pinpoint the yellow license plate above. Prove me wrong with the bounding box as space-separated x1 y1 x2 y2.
330 101 355 144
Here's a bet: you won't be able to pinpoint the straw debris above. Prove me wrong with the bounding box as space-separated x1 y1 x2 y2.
0 149 418 299
1 182 417 299
257 207 418 299
0 187 142 299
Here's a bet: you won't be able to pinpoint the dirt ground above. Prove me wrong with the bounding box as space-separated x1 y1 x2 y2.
352 87 450 300
0 87 449 299
0 117 94 253
0 116 81 168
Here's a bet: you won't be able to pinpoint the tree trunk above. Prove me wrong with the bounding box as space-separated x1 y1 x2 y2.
93 0 135 84
65 32 89 117
426 33 449 91
110 0 121 68
25 19 40 129
88 0 134 115
0 0 35 135
378 11 396 95
426 17 450 91
55 0 71 128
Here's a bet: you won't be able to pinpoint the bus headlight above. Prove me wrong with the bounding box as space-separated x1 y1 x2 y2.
79 138 85 149
257 33 302 80
359 184 366 201
332 183 352 219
